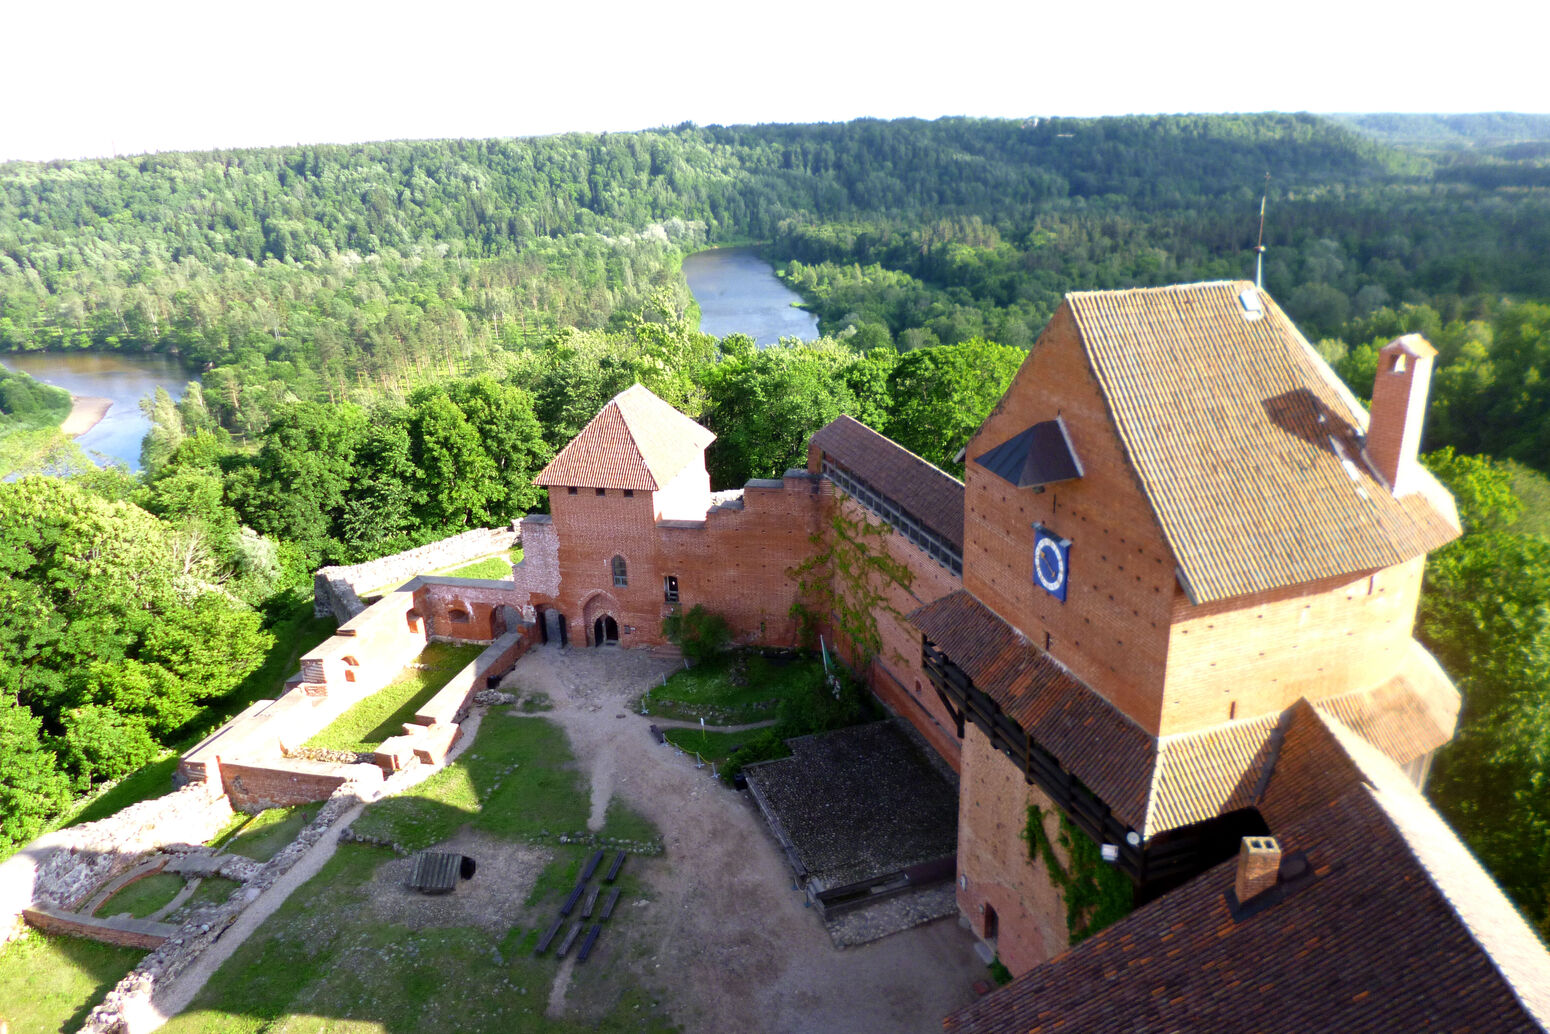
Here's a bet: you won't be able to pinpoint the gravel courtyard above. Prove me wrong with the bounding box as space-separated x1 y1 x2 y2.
506 644 986 1034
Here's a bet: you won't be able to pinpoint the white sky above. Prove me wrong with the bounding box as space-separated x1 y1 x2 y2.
5 0 1547 162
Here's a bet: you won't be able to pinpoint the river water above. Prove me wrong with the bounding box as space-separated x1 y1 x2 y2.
0 351 194 471
682 248 820 346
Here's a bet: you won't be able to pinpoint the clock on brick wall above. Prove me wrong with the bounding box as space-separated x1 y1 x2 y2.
1033 524 1071 602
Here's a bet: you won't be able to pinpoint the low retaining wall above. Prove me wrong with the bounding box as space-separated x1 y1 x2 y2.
414 627 536 727
22 907 176 950
218 760 383 812
313 524 520 618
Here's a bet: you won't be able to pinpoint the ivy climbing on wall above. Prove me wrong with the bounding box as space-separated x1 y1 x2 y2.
1022 804 1135 945
787 501 916 666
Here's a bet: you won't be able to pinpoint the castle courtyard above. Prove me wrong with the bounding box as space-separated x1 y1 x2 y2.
490 644 986 1033
153 644 985 1034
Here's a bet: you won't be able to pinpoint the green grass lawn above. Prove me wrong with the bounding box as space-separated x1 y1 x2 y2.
94 872 185 919
305 643 483 753
216 804 322 862
350 712 607 851
0 930 144 1034
637 652 825 724
159 714 670 1034
437 550 522 580
661 728 755 767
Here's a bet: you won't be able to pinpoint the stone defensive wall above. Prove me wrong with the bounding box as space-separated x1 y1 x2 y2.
313 523 521 622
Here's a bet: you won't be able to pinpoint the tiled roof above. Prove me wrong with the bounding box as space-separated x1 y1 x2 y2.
973 419 1083 489
809 415 965 552
1147 713 1283 835
1314 640 1459 766
945 706 1550 1034
910 590 1154 832
1066 281 1460 605
535 384 714 491
911 590 1463 839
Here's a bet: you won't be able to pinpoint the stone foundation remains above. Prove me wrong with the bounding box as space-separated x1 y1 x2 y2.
0 780 235 947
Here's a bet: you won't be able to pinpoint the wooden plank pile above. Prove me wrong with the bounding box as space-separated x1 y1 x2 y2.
533 849 629 964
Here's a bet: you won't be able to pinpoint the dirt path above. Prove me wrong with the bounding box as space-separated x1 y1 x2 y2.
506 646 985 1034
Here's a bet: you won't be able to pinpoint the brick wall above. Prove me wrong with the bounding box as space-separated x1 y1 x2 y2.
964 307 1178 735
549 487 664 647
416 580 526 641
303 592 428 695
956 724 1070 975
540 469 826 650
658 474 827 648
218 760 377 811
22 907 169 950
1161 557 1426 735
822 494 965 769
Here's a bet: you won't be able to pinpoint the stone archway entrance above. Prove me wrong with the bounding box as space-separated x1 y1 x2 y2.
581 590 621 648
593 614 619 646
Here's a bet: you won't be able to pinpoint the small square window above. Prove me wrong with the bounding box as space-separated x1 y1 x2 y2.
624 489 634 498
595 488 606 496
567 486 577 495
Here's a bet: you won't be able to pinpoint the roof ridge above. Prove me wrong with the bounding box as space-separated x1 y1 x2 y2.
1315 710 1550 1026
827 413 967 487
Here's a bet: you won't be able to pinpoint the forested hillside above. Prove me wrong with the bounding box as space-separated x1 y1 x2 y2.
1 115 1548 934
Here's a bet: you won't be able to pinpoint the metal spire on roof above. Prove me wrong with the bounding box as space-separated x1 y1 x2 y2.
1254 172 1269 289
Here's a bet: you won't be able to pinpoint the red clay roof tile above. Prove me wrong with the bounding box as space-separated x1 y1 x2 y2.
535 384 714 491
1066 282 1460 605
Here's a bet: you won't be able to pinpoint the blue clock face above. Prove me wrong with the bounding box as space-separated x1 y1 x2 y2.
1033 526 1069 601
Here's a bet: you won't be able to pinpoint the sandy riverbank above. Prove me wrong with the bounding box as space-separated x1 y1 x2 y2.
59 395 112 437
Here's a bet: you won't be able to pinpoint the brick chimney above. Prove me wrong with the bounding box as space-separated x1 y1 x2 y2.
1235 836 1282 903
1366 335 1437 497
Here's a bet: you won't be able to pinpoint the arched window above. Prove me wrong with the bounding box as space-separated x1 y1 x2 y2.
611 555 628 587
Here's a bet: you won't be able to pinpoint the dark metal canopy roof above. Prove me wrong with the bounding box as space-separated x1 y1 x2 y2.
973 418 1083 489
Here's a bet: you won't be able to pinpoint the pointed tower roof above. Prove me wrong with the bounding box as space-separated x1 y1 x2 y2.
536 384 714 491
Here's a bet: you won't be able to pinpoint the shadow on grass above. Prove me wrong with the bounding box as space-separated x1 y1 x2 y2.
158 713 672 1034
0 930 145 1034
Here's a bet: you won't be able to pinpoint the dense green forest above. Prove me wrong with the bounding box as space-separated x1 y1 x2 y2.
1 114 1548 935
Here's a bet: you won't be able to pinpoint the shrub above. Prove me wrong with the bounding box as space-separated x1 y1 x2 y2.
661 604 732 662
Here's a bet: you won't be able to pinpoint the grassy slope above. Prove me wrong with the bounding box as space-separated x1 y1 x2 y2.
0 931 144 1034
216 805 323 862
304 642 482 752
161 713 671 1034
